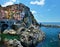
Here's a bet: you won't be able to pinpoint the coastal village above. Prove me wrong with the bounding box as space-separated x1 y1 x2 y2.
0 3 26 20
0 0 60 47
0 3 45 47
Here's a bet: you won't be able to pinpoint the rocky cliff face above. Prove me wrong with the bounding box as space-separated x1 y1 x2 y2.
0 3 45 47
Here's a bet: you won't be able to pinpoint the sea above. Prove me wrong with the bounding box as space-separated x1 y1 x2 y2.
37 22 60 47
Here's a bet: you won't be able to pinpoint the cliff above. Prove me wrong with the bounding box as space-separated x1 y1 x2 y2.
0 3 45 47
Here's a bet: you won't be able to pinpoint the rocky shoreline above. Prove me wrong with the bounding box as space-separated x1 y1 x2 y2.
0 3 45 47
1 24 45 47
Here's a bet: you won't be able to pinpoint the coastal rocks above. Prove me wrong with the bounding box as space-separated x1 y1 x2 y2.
3 29 16 34
3 38 23 47
0 3 45 47
19 26 45 47
58 33 60 39
17 27 26 34
0 37 1 41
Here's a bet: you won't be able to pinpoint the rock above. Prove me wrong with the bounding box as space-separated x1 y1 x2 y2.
0 37 1 41
3 29 9 34
0 3 45 47
58 33 60 39
19 27 45 47
8 39 13 45
3 29 16 34
17 27 26 34
13 39 23 47
3 38 9 45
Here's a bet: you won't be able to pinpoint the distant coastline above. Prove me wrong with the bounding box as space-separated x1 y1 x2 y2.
39 22 60 28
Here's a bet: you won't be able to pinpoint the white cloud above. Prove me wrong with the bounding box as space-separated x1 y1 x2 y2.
1 0 16 7
30 0 45 6
2 2 13 7
11 0 16 2
31 10 37 14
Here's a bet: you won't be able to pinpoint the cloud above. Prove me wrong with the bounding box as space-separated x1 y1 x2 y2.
11 0 16 2
31 10 37 14
1 0 16 7
2 2 14 7
30 0 45 6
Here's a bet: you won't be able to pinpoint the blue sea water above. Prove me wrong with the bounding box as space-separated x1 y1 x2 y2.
37 22 60 47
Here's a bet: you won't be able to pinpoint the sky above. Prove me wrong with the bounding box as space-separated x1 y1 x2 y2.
0 0 60 22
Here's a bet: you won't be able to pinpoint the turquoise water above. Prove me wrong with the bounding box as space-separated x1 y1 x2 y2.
37 22 60 47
